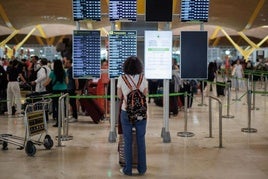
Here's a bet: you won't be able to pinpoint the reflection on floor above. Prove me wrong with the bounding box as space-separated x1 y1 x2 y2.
0 85 268 179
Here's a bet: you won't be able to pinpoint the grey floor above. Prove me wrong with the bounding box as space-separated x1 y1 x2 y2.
0 83 268 179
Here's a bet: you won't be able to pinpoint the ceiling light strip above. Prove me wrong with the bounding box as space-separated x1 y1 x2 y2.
244 0 266 30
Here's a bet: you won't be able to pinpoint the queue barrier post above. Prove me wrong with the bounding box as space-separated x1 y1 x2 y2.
241 90 258 133
251 79 261 110
57 93 73 147
177 92 194 137
198 80 207 106
208 95 223 148
261 75 267 96
222 81 234 118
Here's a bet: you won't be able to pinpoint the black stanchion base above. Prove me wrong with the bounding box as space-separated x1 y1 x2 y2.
177 131 195 137
222 115 235 118
56 135 73 141
198 103 207 106
232 99 241 101
251 107 260 110
241 128 257 133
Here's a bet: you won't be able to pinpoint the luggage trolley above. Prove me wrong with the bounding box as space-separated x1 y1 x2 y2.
0 99 54 156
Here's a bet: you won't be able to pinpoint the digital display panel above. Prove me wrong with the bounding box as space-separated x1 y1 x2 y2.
146 0 173 22
180 31 208 79
108 31 137 78
109 0 137 21
73 30 101 79
144 31 173 79
180 0 209 22
73 0 101 21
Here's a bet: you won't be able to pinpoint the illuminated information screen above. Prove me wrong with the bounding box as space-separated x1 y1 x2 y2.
108 31 137 78
73 30 101 79
180 0 209 22
73 0 101 21
109 0 136 21
144 31 173 79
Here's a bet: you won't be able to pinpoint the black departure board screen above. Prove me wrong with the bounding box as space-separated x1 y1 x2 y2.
146 0 173 22
109 31 137 78
109 0 137 21
73 30 101 79
73 0 101 21
180 0 209 22
180 31 208 79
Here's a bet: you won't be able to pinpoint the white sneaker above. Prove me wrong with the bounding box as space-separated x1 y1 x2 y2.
119 168 124 175
68 117 78 123
4 111 11 115
17 114 24 118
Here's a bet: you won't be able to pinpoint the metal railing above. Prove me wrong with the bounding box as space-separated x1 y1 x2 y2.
57 93 73 147
208 95 223 148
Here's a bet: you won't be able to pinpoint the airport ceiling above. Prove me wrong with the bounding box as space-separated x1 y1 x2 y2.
0 0 267 47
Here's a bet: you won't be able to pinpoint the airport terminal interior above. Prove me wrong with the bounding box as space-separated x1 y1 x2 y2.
0 0 268 179
0 83 268 179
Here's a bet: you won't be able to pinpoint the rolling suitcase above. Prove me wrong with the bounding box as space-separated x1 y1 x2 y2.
117 103 138 167
216 82 225 97
118 131 138 167
79 98 104 124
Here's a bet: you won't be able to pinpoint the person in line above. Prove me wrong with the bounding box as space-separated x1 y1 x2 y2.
31 58 51 92
64 57 79 122
117 56 148 176
232 59 245 90
202 62 217 96
44 60 67 127
6 59 27 117
28 55 41 90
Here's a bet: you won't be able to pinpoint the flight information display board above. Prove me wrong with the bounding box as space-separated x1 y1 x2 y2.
109 0 137 21
180 0 209 22
144 31 173 79
108 31 137 78
146 0 173 22
180 31 208 79
73 0 101 21
73 30 101 79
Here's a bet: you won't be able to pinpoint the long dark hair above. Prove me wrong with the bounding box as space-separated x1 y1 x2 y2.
123 56 143 75
53 60 65 83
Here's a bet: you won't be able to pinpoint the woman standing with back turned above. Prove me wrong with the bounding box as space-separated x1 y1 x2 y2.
117 56 148 176
44 60 67 127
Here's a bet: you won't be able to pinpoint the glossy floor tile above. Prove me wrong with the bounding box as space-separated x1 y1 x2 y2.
0 84 268 179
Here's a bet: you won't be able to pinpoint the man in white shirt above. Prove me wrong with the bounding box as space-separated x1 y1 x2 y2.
31 58 51 92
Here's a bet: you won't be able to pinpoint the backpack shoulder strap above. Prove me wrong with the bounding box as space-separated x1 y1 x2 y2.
122 75 133 91
136 74 143 89
42 67 47 76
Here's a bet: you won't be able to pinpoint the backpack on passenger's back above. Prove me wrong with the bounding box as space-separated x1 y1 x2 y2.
122 74 147 123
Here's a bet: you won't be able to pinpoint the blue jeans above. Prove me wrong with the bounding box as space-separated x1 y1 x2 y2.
120 110 147 175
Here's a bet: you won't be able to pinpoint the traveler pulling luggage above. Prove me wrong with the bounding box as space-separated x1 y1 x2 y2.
79 79 105 124
79 98 105 124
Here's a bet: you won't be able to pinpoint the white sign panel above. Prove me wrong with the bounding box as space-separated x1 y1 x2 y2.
144 31 173 79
